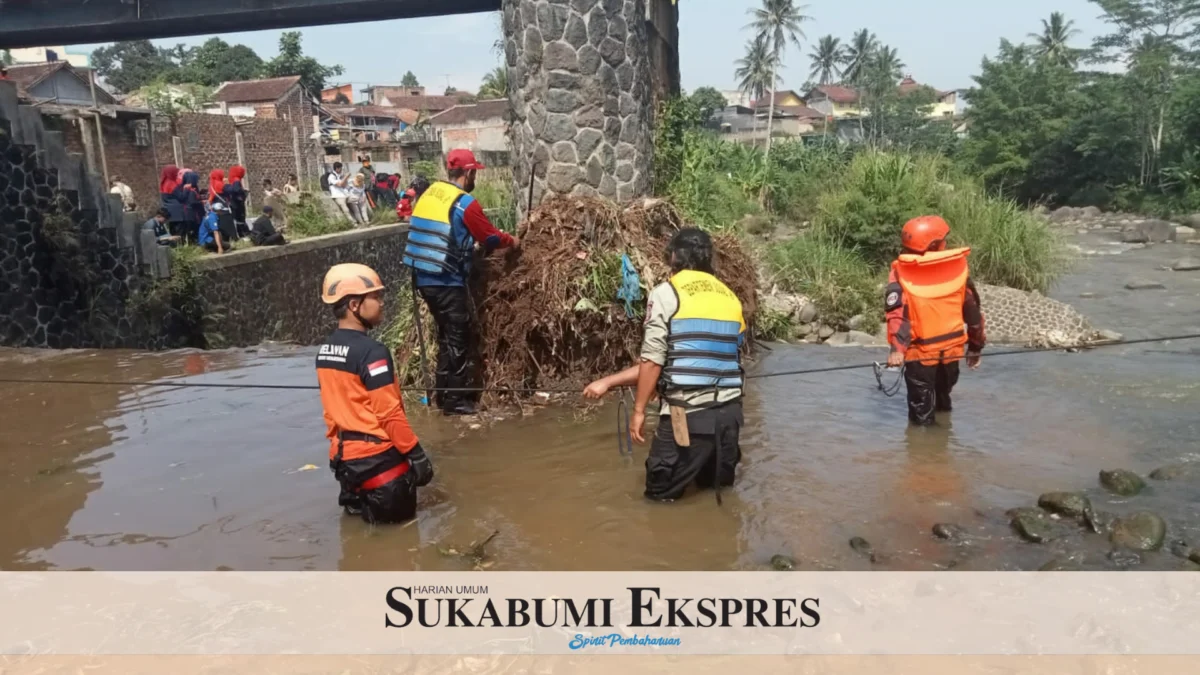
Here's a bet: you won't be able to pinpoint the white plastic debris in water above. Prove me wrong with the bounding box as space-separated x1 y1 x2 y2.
533 392 551 405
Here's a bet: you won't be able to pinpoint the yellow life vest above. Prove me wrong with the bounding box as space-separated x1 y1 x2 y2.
403 181 469 275
662 270 746 391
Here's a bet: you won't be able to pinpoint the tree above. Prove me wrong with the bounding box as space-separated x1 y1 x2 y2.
332 92 351 105
137 80 212 119
91 40 179 93
478 66 508 99
264 31 344 95
809 35 844 84
870 45 905 81
690 86 729 122
841 29 878 84
401 71 420 87
746 0 811 185
175 38 263 87
445 85 458 95
961 40 1086 201
1 50 12 67
734 34 777 103
1029 12 1082 67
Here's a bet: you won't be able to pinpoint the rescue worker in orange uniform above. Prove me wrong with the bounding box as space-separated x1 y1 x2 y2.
316 263 434 523
885 216 986 426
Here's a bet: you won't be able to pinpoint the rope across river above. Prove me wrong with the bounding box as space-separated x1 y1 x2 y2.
0 332 1197 393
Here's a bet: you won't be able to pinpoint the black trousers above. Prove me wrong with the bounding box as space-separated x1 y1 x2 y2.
252 232 287 246
333 447 418 524
904 361 960 426
645 400 743 502
417 285 476 409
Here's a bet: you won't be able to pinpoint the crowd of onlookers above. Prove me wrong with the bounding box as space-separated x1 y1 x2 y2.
135 155 432 256
149 165 296 254
322 156 430 227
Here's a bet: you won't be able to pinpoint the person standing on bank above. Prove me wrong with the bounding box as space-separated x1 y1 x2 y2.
315 263 435 523
884 215 986 426
582 228 746 502
401 149 520 416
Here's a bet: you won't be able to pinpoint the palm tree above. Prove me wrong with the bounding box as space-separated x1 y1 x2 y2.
746 0 810 195
870 45 905 81
1029 12 1080 67
735 34 776 103
478 66 509 99
841 28 878 84
809 35 844 85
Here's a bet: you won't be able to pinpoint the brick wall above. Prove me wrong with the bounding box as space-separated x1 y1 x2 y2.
42 113 160 219
274 86 313 128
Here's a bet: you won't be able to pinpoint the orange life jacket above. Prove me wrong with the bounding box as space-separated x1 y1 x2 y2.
891 247 971 364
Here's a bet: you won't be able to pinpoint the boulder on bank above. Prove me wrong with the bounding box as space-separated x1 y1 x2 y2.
1037 491 1092 521
1125 219 1177 243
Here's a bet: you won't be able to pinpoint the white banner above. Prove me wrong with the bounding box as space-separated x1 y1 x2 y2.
1 572 1198 656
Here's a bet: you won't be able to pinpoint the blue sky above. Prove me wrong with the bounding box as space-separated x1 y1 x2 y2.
74 0 1112 98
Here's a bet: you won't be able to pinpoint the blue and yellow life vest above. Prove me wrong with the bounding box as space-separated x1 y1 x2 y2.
662 270 746 391
402 181 471 276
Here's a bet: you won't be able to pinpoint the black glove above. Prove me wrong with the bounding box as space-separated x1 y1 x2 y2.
407 443 435 487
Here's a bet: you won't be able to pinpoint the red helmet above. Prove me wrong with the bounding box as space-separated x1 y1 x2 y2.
901 215 950 253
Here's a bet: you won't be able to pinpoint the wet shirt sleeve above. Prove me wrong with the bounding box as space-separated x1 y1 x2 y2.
884 267 911 352
358 342 419 453
640 283 676 366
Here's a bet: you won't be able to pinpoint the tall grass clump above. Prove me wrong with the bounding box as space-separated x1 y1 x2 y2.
473 169 518 235
288 193 354 238
767 234 883 326
813 150 1069 292
664 131 763 231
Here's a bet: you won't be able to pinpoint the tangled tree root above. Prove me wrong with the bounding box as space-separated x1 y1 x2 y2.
392 196 758 403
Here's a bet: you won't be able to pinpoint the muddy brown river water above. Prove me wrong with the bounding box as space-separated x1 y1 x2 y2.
1 233 1198 572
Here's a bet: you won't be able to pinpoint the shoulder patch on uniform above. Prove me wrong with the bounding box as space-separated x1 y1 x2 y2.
885 291 900 307
367 359 389 377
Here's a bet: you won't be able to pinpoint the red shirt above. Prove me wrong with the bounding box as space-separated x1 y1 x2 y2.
460 199 514 250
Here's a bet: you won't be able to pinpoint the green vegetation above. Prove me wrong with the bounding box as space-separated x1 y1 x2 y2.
767 235 881 327
287 193 355 238
129 245 222 348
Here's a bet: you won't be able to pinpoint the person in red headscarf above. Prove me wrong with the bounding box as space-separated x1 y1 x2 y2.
208 169 227 206
159 165 181 195
160 166 185 236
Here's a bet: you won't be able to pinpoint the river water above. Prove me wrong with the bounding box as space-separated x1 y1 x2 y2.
1 234 1198 572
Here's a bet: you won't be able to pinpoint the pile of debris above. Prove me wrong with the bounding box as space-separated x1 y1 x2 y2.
394 196 758 399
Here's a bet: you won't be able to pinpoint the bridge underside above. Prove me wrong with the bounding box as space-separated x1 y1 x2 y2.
0 0 501 49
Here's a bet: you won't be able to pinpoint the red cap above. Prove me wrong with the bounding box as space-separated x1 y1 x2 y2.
446 148 485 171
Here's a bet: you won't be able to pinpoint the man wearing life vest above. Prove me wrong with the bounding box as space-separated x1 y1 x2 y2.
401 149 520 416
582 229 746 502
315 263 435 523
885 216 986 426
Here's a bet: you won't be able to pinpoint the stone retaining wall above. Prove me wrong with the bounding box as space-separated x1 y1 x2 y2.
191 225 410 348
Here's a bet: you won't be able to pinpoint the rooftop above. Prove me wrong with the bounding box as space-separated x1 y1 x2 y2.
212 76 302 103
428 99 509 126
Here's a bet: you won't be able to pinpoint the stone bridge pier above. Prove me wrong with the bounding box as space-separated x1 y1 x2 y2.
504 0 679 219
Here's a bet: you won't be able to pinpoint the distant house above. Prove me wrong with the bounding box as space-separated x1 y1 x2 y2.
4 61 112 106
362 85 428 106
331 105 421 142
752 90 807 112
428 99 510 159
805 85 862 119
720 90 752 107
708 103 822 144
378 92 476 115
207 75 311 121
897 76 958 118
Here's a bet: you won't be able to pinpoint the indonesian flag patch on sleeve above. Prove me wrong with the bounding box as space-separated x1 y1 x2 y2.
368 359 389 377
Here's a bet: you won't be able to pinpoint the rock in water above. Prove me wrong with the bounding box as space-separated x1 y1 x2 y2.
1084 508 1117 535
932 523 965 541
1100 469 1147 496
1107 548 1143 568
849 536 877 562
769 554 796 571
1110 512 1167 551
1169 540 1193 560
1009 508 1057 544
1137 220 1178 243
1037 491 1092 521
1149 464 1195 481
1122 230 1150 244
1123 278 1166 291
1171 257 1200 271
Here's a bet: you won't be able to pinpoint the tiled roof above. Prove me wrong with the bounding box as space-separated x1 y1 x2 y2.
337 105 420 125
213 76 302 103
809 85 859 104
775 105 825 119
428 99 509 126
5 61 108 103
752 90 804 108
